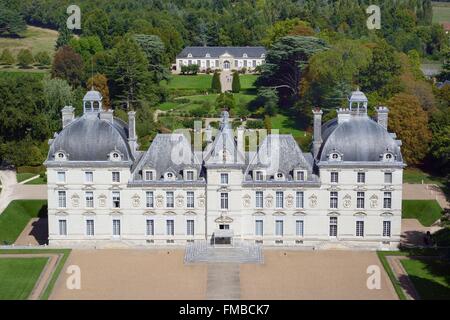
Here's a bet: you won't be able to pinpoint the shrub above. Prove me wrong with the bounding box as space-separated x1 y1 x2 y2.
232 71 241 93
17 49 34 68
246 119 264 129
211 71 221 93
0 49 15 66
34 51 51 68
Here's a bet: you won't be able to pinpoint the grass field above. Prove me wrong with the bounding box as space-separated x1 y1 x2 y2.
401 258 450 300
0 25 58 56
25 176 46 185
0 200 47 245
403 168 446 186
163 74 212 90
0 69 47 79
0 257 48 300
402 200 442 226
240 74 258 90
432 1 450 23
270 114 307 138
16 173 37 183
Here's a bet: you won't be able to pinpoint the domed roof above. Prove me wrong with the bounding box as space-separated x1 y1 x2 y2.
83 90 102 101
47 115 133 162
318 116 403 163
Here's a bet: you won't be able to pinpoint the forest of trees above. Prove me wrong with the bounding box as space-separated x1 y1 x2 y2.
0 0 448 182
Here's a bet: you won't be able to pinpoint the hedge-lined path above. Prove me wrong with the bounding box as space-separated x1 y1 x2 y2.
0 170 47 215
14 217 48 246
386 255 420 300
220 70 232 92
0 253 61 300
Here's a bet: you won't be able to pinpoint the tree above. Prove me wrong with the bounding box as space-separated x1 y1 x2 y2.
69 36 104 63
256 36 327 107
386 93 431 165
56 27 74 50
263 115 272 131
0 6 26 36
17 49 34 68
429 109 450 175
51 46 84 87
34 51 51 68
438 48 450 82
216 92 235 111
87 74 110 109
84 9 110 45
232 71 241 93
107 36 149 107
134 34 170 82
211 71 222 93
42 78 74 131
262 18 314 47
0 49 15 65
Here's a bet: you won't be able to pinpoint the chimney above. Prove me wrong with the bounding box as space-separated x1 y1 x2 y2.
205 125 213 143
61 106 75 128
99 109 114 123
128 111 138 154
237 126 245 158
337 108 351 124
312 108 323 158
377 106 389 130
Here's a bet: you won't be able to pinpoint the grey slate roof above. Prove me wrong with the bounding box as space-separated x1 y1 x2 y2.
318 115 403 163
245 135 317 182
132 134 202 181
47 114 133 162
177 46 266 59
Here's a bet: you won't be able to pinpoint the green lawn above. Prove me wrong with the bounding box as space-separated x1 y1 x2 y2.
0 25 57 57
403 168 445 186
16 173 37 183
0 257 48 300
0 200 47 245
240 74 258 90
163 74 212 90
401 258 450 300
0 69 47 80
432 1 450 23
402 200 442 226
377 251 408 300
270 114 307 138
24 176 46 185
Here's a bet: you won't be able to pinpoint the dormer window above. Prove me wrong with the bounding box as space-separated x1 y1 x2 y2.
382 153 394 162
205 53 210 58
254 171 264 181
186 170 194 181
187 53 192 58
295 170 306 181
329 153 341 161
109 151 122 161
55 151 67 161
144 170 154 181
243 53 248 58
261 53 265 58
275 173 284 181
165 172 175 181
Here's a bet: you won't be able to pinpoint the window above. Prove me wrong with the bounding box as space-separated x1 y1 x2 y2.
112 152 119 159
275 220 284 236
384 172 393 184
296 171 305 181
146 219 154 236
255 171 264 181
330 153 340 161
220 193 229 209
215 60 219 67
86 220 95 236
276 191 284 208
357 192 365 209
85 191 94 208
144 171 154 181
186 171 194 181
146 191 154 208
112 191 120 208
384 153 393 161
112 219 121 236
383 221 391 237
219 224 230 230
383 192 392 209
187 191 194 208
356 221 364 237
57 152 65 159
166 192 174 208
255 220 263 236
296 220 304 237
331 172 339 183
57 172 66 183
252 60 256 67
357 172 365 183
187 220 194 236
58 191 66 208
85 171 93 183
296 191 304 208
235 60 238 68
220 173 229 185
112 172 120 183
166 172 174 180
58 220 67 236
275 172 284 180
256 191 263 208
166 220 174 236
330 192 338 209
329 217 338 237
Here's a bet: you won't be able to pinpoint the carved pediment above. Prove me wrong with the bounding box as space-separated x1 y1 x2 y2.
353 212 367 217
55 211 69 216
252 211 265 216
164 211 177 216
354 186 367 191
327 186 341 191
293 211 306 216
215 215 233 223
273 211 286 216
327 211 340 216
143 210 157 216
381 186 395 191
110 210 123 216
184 211 197 216
380 211 393 217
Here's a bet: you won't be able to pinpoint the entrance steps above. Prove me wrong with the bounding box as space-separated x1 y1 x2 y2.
184 240 263 264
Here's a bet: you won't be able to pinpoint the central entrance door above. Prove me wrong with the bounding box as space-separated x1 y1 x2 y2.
223 60 230 69
213 225 233 245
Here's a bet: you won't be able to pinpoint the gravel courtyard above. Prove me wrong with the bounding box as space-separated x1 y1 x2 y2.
50 249 397 300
